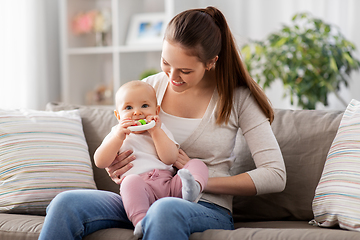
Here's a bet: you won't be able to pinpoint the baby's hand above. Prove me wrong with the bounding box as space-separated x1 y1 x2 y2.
146 115 161 127
146 115 161 133
115 118 134 140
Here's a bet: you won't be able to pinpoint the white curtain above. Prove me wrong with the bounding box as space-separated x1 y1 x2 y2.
0 0 60 110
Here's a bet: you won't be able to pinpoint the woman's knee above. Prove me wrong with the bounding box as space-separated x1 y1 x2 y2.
145 197 186 221
47 190 94 214
142 198 191 238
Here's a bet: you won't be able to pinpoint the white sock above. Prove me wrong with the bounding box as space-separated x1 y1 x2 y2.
133 220 143 238
178 169 201 202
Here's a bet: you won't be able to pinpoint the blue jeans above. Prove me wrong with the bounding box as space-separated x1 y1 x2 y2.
38 190 234 240
142 197 234 240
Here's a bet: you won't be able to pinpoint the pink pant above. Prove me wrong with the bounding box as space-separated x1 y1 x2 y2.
120 159 208 226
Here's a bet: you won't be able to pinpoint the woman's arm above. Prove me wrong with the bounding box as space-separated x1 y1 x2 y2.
205 121 286 196
174 117 287 197
241 120 286 195
205 173 257 196
175 149 257 196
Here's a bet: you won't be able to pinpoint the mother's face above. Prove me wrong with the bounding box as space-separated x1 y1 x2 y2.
161 40 208 93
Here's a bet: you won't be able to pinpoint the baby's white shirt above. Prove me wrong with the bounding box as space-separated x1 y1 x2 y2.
103 123 178 176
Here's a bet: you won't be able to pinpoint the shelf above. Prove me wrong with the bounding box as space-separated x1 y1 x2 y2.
67 44 163 55
118 44 163 53
60 0 175 105
67 46 114 55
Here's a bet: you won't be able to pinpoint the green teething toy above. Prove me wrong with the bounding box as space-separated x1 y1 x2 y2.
128 119 156 132
138 119 147 125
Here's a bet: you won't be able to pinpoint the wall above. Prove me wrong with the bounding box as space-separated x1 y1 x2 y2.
0 0 60 110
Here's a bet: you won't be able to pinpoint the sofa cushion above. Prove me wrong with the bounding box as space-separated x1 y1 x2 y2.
2 213 359 240
231 108 343 221
0 109 96 215
46 102 119 193
0 213 43 240
190 224 360 240
0 213 137 240
312 99 360 231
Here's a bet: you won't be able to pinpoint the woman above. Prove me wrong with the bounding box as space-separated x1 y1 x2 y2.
39 6 286 240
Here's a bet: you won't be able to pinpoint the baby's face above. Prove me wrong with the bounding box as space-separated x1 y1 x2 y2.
116 85 158 121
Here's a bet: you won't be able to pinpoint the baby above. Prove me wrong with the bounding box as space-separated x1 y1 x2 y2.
94 80 208 237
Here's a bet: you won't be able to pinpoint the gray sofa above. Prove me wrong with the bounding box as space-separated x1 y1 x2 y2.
1 102 360 240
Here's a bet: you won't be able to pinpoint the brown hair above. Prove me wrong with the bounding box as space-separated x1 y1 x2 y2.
164 6 274 124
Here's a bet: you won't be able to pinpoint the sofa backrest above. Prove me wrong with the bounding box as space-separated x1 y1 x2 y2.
47 103 343 222
231 108 343 221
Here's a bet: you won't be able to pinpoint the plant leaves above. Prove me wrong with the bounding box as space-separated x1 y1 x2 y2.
330 57 338 72
243 12 360 109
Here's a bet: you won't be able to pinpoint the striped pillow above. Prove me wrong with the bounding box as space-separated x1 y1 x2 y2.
312 99 360 231
0 109 96 215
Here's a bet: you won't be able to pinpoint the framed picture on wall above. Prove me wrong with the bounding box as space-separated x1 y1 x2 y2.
126 13 166 45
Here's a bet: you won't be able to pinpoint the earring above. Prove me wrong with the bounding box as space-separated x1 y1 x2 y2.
207 63 215 71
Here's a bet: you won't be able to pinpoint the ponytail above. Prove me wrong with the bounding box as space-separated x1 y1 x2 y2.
165 6 274 124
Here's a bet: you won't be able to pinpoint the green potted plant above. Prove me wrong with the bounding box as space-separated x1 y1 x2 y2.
241 12 360 109
139 68 159 80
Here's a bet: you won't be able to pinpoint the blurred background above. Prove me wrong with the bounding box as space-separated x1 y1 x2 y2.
1 0 359 110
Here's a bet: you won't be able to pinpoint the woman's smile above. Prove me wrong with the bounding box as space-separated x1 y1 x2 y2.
171 79 185 86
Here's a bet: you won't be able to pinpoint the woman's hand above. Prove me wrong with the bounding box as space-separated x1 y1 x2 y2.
105 150 135 184
173 149 190 169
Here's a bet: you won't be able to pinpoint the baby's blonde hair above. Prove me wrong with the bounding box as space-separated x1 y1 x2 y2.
115 80 157 109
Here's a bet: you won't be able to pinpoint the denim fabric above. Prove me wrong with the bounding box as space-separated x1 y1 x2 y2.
38 189 133 240
38 190 233 240
142 197 234 240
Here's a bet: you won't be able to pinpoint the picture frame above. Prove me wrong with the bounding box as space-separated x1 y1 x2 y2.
126 13 167 45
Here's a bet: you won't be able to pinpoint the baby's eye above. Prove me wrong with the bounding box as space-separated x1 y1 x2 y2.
142 104 149 108
125 106 133 110
181 71 191 74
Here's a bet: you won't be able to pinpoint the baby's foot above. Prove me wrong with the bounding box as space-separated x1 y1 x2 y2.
133 220 143 238
178 169 201 202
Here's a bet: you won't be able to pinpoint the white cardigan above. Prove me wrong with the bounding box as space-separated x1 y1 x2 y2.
145 72 286 211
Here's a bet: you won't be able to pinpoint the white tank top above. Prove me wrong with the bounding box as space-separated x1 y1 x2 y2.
160 108 202 145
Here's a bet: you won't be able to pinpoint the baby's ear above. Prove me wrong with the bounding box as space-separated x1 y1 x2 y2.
114 110 121 121
156 105 160 115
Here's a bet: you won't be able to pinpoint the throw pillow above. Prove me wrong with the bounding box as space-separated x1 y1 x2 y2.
0 109 96 215
312 99 360 231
